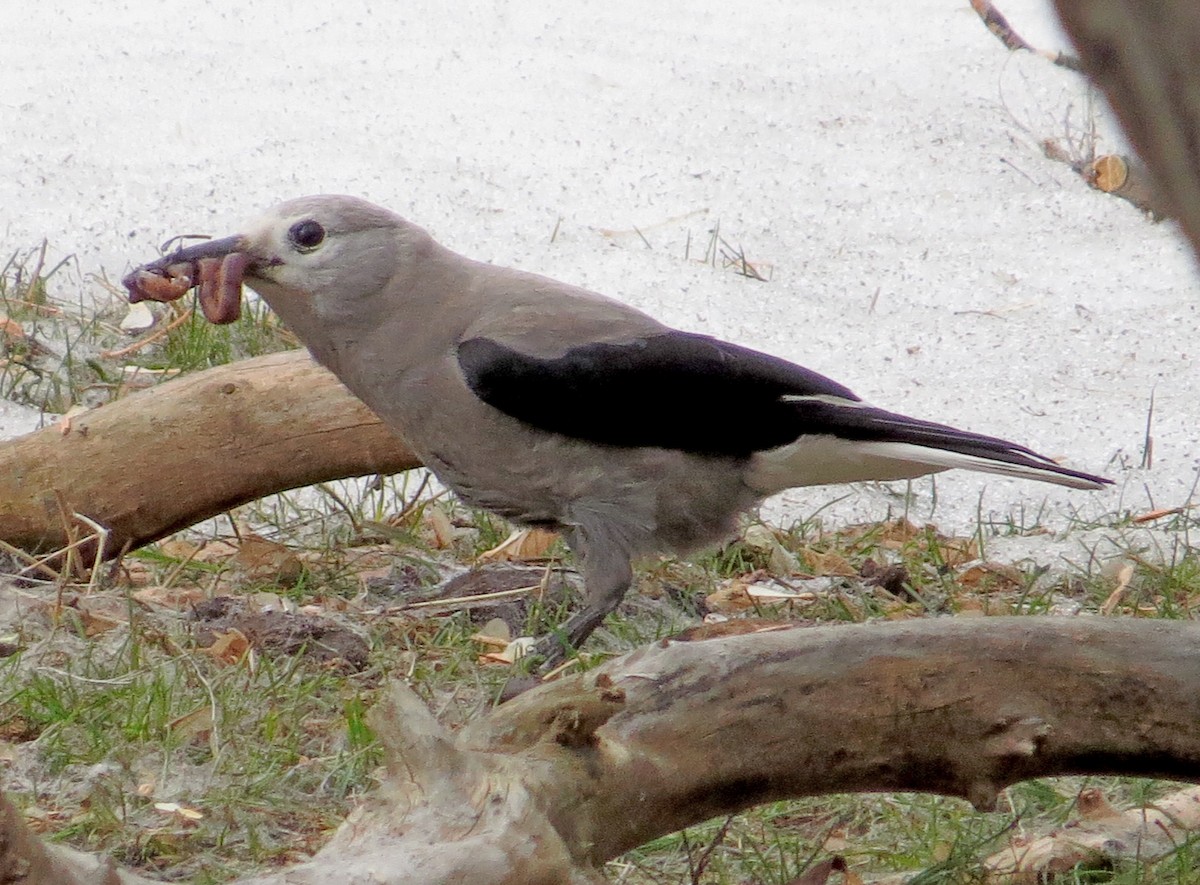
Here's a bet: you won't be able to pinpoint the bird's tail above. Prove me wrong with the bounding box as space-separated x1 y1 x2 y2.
747 399 1111 494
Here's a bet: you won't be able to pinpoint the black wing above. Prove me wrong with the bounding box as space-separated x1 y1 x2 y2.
457 330 1112 489
457 331 864 457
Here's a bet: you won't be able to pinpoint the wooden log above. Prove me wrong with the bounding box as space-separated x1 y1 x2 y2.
6 617 1200 884
0 349 420 559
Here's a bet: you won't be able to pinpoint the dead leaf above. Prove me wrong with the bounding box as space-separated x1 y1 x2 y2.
132 585 210 610
741 524 800 576
1132 506 1188 524
478 527 559 563
837 520 977 565
958 561 1024 594
120 300 156 332
785 856 846 885
882 603 923 620
745 582 816 603
22 805 67 834
1100 563 1135 615
801 548 857 577
168 706 213 742
246 591 296 614
187 538 240 564
1077 787 1121 820
119 558 156 588
73 596 132 636
355 565 396 591
231 533 304 586
937 535 980 568
153 801 204 822
479 636 537 664
955 597 1014 617
0 313 25 342
706 578 756 613
821 827 850 852
200 628 250 665
424 505 459 548
157 537 203 561
873 519 921 547
471 617 512 648
706 575 819 613
671 618 796 641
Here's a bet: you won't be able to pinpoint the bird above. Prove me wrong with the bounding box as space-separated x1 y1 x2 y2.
128 195 1111 662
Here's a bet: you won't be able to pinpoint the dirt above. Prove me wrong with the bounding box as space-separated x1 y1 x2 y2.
191 596 369 672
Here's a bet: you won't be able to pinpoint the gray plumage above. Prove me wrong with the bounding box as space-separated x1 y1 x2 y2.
149 195 1110 660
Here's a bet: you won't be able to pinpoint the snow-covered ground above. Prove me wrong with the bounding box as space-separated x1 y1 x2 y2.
3 0 1198 538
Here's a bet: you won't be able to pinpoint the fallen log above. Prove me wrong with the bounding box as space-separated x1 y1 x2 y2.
0 349 420 560
6 617 1200 884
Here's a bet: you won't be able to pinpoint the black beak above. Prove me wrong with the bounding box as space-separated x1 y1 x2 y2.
144 235 244 272
123 234 251 315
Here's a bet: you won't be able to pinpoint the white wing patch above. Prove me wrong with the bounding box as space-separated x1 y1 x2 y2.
780 393 870 408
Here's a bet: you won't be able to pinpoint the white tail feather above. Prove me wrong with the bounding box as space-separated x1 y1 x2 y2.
747 437 1105 496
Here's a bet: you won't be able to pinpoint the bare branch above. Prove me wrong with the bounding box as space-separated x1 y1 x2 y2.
6 617 1200 882
0 349 420 560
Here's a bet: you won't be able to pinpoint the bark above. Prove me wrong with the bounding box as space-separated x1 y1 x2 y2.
1054 0 1200 252
6 618 1200 884
0 349 420 561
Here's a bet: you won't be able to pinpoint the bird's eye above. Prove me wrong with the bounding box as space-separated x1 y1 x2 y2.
288 220 326 251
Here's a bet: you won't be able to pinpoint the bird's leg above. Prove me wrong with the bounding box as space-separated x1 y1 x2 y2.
533 532 633 670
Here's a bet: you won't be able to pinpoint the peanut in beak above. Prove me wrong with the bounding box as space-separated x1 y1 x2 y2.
122 251 249 325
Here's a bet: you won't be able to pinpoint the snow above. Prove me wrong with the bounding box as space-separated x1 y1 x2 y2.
3 0 1198 538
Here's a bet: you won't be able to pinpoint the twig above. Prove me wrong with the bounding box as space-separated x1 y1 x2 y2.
717 236 770 281
1142 387 1155 469
71 510 110 593
395 584 539 611
0 536 53 576
970 0 1082 72
690 814 735 883
99 305 195 359
22 239 47 303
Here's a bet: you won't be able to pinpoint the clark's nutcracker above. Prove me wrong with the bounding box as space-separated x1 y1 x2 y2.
127 196 1110 660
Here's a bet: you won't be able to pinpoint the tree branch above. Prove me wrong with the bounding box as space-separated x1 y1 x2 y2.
9 618 1195 884
0 349 420 560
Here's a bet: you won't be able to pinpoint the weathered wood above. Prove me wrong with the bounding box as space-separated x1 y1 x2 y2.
6 618 1200 884
0 349 420 559
1055 0 1200 251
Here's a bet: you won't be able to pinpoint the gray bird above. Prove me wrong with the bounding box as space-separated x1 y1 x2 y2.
128 195 1110 661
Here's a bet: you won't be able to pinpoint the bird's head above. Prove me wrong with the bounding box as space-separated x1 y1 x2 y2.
124 195 423 329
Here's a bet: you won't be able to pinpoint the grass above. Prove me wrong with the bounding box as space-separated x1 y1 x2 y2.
3 245 1200 883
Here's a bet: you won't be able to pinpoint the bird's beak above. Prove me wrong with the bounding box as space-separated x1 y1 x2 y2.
157 235 246 264
123 235 251 325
